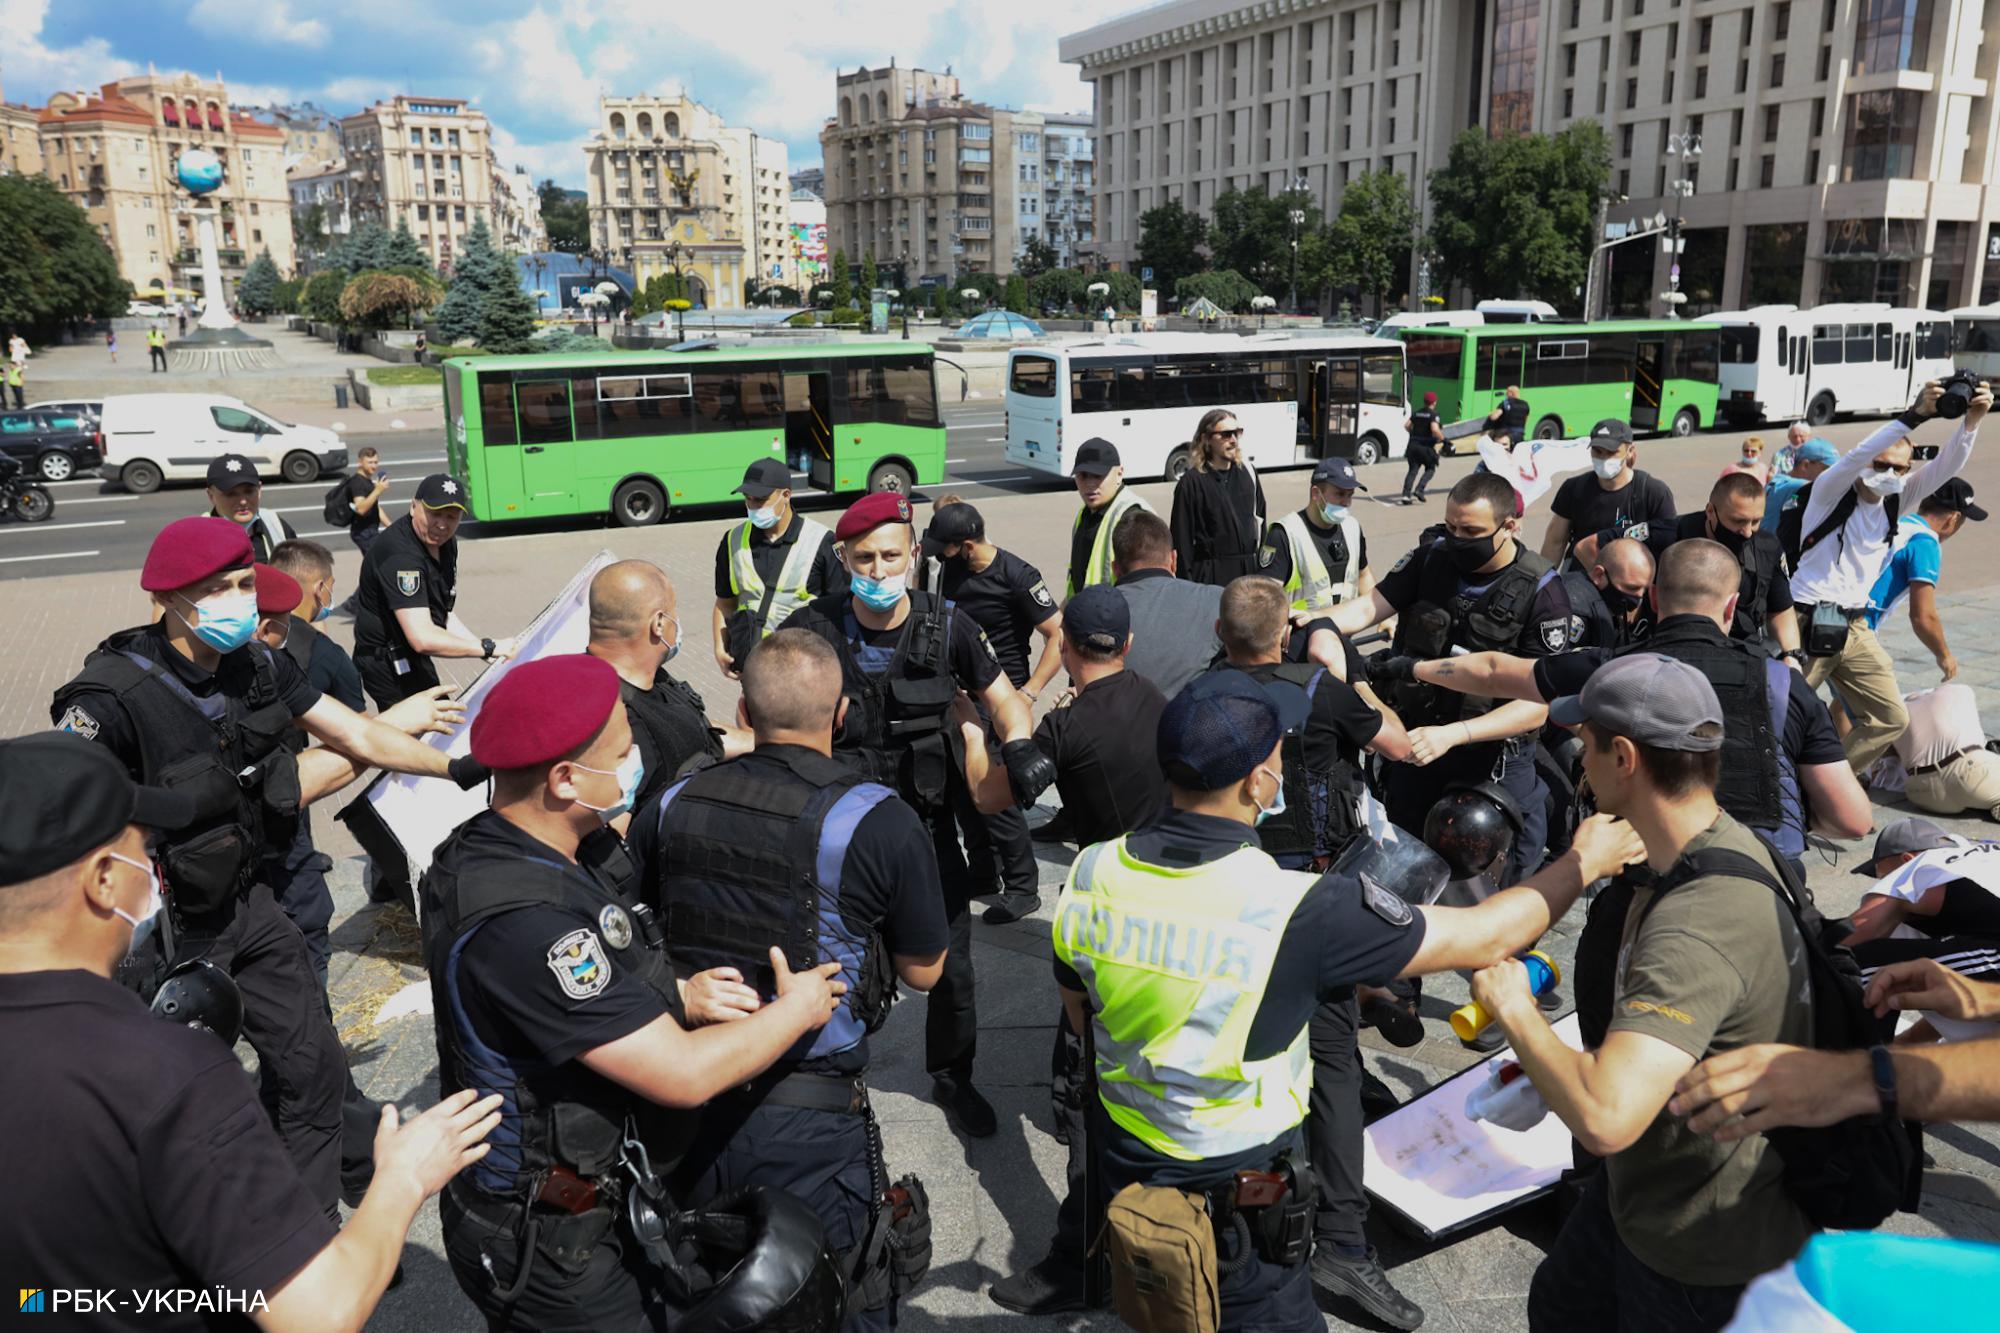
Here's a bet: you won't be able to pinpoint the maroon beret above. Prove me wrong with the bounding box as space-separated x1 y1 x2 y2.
253 563 302 617
140 516 254 592
833 491 914 543
470 654 621 770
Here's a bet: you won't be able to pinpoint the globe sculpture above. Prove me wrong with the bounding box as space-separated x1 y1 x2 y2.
168 145 270 362
174 148 225 197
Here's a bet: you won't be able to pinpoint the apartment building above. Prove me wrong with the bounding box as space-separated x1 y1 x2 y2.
491 162 546 254
36 74 293 298
0 77 44 179
1062 0 2000 313
582 95 788 309
287 157 354 243
1029 111 1097 267
339 96 497 270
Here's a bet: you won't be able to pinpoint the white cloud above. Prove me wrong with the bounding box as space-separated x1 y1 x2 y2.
189 0 328 49
0 0 138 99
488 123 581 187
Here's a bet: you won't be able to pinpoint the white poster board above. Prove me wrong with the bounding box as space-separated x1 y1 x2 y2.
1362 1013 1584 1239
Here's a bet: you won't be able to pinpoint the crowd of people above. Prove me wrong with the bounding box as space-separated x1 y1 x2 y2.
4 376 2000 1333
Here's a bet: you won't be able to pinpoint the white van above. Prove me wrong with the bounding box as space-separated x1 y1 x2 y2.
97 394 348 494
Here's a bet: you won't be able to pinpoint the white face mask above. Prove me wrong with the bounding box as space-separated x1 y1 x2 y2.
1592 454 1624 481
1864 469 1908 496
573 745 645 824
108 852 163 955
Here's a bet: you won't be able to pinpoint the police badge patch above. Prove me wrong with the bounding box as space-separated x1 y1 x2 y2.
1360 873 1414 927
1257 543 1276 569
396 570 422 597
598 904 634 951
1622 522 1649 543
1540 619 1571 652
1389 548 1418 574
1030 582 1055 609
56 705 99 739
546 929 612 1000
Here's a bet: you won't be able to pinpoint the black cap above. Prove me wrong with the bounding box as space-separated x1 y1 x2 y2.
1928 477 1988 522
733 457 794 497
415 473 473 516
1311 457 1366 491
921 501 984 556
1063 585 1130 653
1852 817 1955 876
1157 669 1310 791
1073 438 1120 473
1589 419 1634 448
0 732 195 887
205 453 262 489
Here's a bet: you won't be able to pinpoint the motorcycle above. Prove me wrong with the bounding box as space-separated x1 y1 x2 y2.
0 464 54 522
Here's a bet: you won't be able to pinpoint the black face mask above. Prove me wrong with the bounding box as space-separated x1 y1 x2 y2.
1709 517 1749 557
1445 531 1501 574
1600 585 1640 619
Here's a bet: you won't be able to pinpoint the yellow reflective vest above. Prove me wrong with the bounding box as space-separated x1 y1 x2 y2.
726 515 827 634
1067 485 1152 597
1273 510 1361 612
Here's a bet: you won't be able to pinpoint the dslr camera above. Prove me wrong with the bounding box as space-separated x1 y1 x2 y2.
1934 369 1983 420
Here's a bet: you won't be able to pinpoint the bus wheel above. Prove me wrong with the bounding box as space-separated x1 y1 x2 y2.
867 461 914 495
1164 446 1193 482
1533 416 1563 441
1670 407 1699 437
611 478 668 527
1805 392 1836 427
1354 433 1386 466
281 451 321 484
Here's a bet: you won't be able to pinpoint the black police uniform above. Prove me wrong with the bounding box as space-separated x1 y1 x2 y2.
1558 571 1623 652
422 808 695 1332
615 666 724 812
1491 394 1531 443
1054 809 1429 1330
939 547 1058 901
0 970 340 1328
786 590 1003 1086
1375 538 1572 883
632 745 949 1332
1623 511 1795 646
50 623 350 1216
353 512 459 709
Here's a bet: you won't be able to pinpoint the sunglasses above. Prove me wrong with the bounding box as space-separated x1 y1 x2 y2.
1209 427 1244 439
1871 459 1913 475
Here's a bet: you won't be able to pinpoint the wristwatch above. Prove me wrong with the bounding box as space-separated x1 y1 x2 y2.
1780 648 1806 664
1868 1044 1899 1119
480 637 496 661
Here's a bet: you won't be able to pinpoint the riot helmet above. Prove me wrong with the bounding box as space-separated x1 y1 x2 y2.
676 1186 848 1333
149 958 244 1046
1422 781 1525 896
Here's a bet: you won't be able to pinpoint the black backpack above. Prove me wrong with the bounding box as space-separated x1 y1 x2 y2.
1640 833 1921 1231
1777 477 1898 569
321 477 355 528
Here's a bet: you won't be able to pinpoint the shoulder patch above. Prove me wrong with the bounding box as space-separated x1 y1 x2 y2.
396 569 422 597
1389 547 1418 574
1360 873 1414 927
56 704 99 739
1540 619 1572 653
545 928 612 1000
1568 614 1586 644
597 904 634 951
976 626 997 661
1622 522 1649 543
1029 580 1055 608
1257 543 1277 569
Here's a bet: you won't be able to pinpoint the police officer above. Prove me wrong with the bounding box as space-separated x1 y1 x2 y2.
1331 470 1573 885
922 498 1060 923
787 491 1057 1138
353 473 513 710
0 732 503 1331
1258 457 1375 615
1558 536 1654 653
1067 437 1153 596
421 653 849 1331
206 453 298 561
1487 382 1531 445
49 516 478 1218
712 458 846 677
1053 671 1645 1331
146 322 169 370
588 559 728 812
633 630 949 1332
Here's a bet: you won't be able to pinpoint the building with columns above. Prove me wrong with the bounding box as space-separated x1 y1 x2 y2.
1061 0 2000 314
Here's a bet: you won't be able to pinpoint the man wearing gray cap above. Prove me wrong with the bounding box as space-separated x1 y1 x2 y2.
1470 654 1816 1331
1839 817 2000 1011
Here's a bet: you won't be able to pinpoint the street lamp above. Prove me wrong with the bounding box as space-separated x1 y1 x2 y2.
887 288 907 339
1286 172 1309 316
1251 293 1277 330
1663 131 1702 319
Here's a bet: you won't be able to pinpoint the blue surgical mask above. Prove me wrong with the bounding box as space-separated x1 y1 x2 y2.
174 590 257 653
1319 503 1350 525
747 503 780 530
108 852 163 955
1252 766 1287 826
850 571 908 612
574 746 645 824
660 613 681 663
313 603 333 623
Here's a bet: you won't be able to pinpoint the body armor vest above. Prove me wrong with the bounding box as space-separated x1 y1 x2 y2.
791 590 958 807
1390 544 1556 726
1231 661 1363 862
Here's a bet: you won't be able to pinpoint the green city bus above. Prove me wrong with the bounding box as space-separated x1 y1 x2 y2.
1397 320 1723 440
441 343 949 526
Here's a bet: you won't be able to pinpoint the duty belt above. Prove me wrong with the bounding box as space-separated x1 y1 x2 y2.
725 1069 869 1116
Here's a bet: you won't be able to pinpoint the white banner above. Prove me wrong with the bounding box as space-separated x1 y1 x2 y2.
1475 435 1594 511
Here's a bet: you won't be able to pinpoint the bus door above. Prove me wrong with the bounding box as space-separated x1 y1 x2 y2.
1631 339 1665 431
1297 356 1320 460
513 378 577 514
785 368 835 489
1322 357 1361 458
1478 340 1527 422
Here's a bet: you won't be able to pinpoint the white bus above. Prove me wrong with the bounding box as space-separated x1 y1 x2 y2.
1474 298 1561 323
1948 304 2000 380
1713 303 1953 427
1004 333 1410 481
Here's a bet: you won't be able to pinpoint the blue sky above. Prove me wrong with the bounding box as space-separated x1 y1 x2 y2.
3 0 1133 185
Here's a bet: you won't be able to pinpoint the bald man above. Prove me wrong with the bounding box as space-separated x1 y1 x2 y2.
1560 536 1655 652
586 560 730 812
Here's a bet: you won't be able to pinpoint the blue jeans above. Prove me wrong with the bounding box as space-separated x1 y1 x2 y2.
1528 1173 1747 1332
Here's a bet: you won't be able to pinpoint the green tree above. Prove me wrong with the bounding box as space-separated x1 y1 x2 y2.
1174 269 1261 312
433 217 503 343
860 252 879 296
1322 168 1417 315
1138 200 1209 296
1018 234 1060 279
300 270 348 324
1209 187 1322 296
338 271 431 329
1029 266 1086 313
537 179 589 251
0 175 127 338
382 219 432 272
1427 122 1611 307
830 249 853 309
469 223 539 352
338 222 390 275
271 277 304 314
236 250 283 316
1002 273 1031 314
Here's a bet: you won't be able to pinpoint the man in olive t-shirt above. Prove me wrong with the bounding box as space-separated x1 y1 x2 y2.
1471 653 1813 1332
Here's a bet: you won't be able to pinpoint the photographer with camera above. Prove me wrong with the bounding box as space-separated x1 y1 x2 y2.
1784 375 1989 774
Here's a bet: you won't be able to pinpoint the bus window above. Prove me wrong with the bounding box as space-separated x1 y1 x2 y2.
1528 339 1589 388
735 368 786 431
1258 358 1299 403
1812 325 1844 365
1010 356 1057 397
880 360 940 426
1963 320 2000 353
597 374 691 439
1479 341 1526 393
845 359 938 426
1668 332 1719 383
1403 335 1462 382
480 377 519 446
1845 323 1875 362
444 366 463 437
1875 323 1893 362
1361 355 1404 404
570 373 599 435
516 380 574 446
1071 366 1116 412
1720 327 1757 364
1589 331 1637 384
1919 321 1951 359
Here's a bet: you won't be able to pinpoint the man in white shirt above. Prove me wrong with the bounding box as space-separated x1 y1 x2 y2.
1789 379 1987 772
1892 683 2000 821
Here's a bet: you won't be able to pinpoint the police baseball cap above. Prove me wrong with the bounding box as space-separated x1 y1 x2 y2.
1794 437 1840 466
415 473 474 516
1062 584 1129 654
205 453 262 489
1549 652 1724 751
921 501 984 556
1929 477 1989 522
1311 457 1366 491
1158 669 1309 791
733 457 793 497
1853 817 1956 876
0 732 195 887
1072 438 1120 473
1589 419 1634 450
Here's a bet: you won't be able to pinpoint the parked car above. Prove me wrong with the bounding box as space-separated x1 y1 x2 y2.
97 393 347 494
26 399 102 430
0 408 104 482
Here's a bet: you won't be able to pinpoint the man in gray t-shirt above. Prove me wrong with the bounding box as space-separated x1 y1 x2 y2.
1109 509 1222 701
